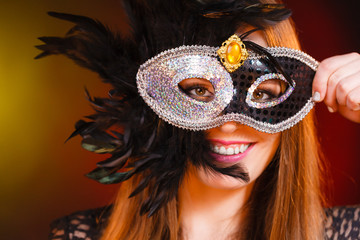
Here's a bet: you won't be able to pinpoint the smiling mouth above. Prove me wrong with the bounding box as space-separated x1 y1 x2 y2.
209 139 254 155
208 141 254 163
211 143 251 155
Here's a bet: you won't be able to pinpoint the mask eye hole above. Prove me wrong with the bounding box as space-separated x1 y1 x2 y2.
178 78 215 102
251 79 287 102
246 73 295 108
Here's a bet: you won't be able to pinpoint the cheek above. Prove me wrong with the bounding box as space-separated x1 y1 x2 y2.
245 133 281 180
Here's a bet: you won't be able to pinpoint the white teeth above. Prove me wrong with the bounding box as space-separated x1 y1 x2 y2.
219 146 226 155
234 146 240 154
226 148 234 155
244 144 250 152
211 144 251 155
239 144 250 153
239 144 245 153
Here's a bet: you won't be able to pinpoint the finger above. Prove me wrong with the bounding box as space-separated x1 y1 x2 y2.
326 58 360 109
321 54 360 111
346 85 360 111
312 52 360 102
335 71 360 106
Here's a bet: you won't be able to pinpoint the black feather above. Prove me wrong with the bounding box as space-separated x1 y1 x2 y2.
244 40 293 87
96 149 132 168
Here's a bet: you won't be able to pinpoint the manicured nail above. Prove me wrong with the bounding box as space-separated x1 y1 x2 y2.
327 106 335 113
312 91 321 102
353 104 360 111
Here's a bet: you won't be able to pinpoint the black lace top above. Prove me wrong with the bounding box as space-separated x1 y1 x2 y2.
49 206 111 240
49 205 360 239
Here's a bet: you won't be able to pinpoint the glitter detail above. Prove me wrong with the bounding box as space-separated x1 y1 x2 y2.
137 45 319 133
246 73 295 108
137 46 233 129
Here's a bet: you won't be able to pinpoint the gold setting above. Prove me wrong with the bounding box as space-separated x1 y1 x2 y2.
217 34 248 73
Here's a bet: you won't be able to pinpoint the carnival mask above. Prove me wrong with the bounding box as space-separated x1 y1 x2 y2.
137 35 318 133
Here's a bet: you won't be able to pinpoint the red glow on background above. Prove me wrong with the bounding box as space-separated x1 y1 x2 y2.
287 0 360 206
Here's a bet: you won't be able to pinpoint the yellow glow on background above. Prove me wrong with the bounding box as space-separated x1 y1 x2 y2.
0 1 122 239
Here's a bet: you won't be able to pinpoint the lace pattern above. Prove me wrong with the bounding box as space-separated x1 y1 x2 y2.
49 206 111 240
325 206 360 240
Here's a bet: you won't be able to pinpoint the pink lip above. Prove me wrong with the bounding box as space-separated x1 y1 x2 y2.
208 140 255 163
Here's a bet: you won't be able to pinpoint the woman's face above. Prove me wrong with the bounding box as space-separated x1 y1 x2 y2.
191 31 281 190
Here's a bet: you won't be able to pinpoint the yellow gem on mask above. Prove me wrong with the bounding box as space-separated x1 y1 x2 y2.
226 42 242 64
217 34 248 73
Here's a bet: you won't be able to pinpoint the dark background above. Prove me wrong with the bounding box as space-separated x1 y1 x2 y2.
0 0 359 239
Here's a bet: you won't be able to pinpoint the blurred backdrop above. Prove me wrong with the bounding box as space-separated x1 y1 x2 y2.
0 0 359 239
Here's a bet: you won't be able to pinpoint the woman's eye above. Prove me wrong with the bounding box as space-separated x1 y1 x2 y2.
252 89 276 102
189 87 211 96
178 78 215 102
195 88 206 96
250 79 286 103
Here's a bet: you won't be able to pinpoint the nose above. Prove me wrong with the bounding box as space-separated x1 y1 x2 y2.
218 121 239 133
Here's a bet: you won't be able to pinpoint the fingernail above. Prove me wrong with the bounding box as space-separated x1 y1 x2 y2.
353 105 360 111
312 91 321 102
327 106 335 113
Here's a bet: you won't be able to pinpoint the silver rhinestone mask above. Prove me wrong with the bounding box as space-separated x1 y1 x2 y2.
136 45 319 133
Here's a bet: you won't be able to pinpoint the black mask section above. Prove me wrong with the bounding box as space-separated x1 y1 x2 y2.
224 57 315 125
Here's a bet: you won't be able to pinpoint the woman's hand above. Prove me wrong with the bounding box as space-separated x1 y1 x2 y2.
312 52 360 123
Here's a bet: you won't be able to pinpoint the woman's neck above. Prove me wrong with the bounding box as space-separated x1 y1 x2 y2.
178 169 254 240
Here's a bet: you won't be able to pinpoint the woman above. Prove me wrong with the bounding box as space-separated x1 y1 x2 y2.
40 0 360 239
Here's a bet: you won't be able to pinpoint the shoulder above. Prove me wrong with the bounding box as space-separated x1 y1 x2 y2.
49 205 112 240
325 205 360 239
